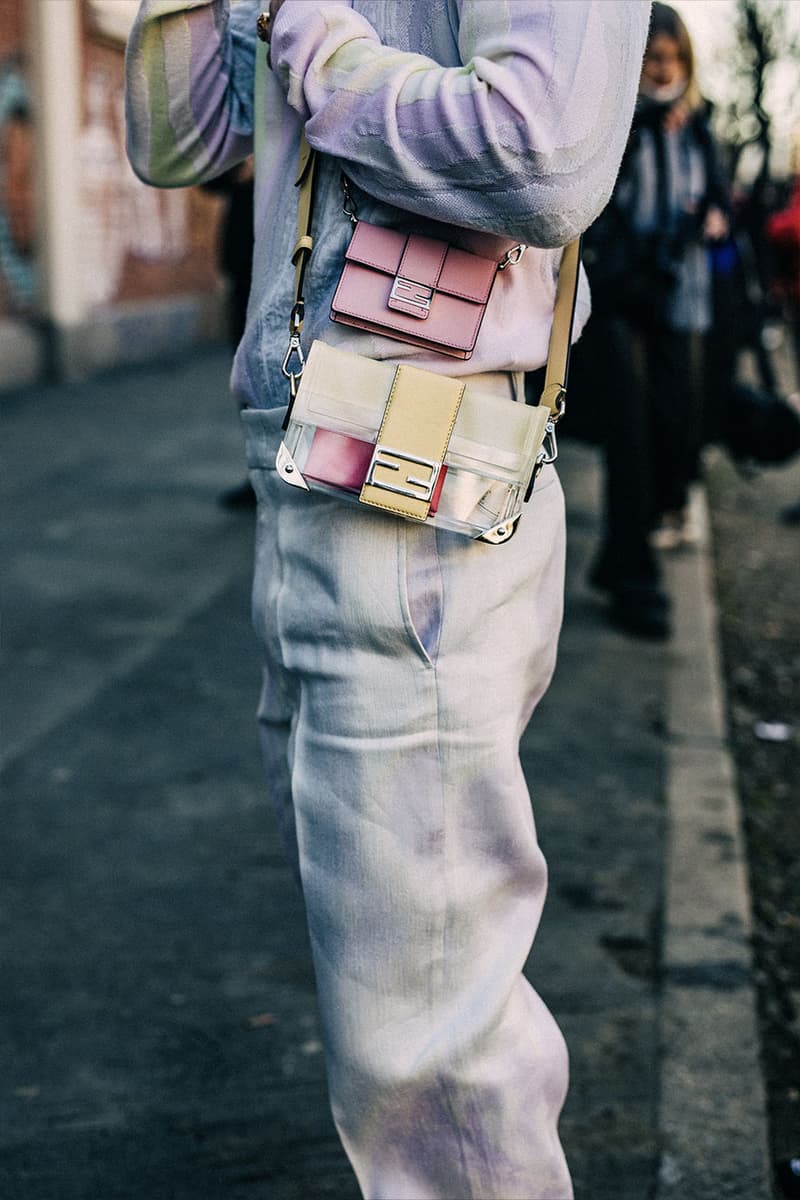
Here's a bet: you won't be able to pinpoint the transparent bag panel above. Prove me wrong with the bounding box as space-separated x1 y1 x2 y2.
281 417 524 538
295 341 548 476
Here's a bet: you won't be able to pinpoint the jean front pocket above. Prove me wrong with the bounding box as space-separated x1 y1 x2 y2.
398 523 444 667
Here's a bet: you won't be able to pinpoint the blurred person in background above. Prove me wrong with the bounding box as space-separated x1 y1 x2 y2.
765 175 800 388
765 175 800 524
578 1 729 639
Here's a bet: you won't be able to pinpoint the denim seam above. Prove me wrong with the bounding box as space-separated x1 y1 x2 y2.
270 496 296 736
429 606 473 1196
432 528 489 1200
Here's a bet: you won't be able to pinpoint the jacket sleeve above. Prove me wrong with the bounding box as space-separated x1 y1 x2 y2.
270 0 651 247
695 111 731 219
125 0 257 188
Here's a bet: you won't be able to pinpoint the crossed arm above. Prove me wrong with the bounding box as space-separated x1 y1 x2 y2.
126 0 650 247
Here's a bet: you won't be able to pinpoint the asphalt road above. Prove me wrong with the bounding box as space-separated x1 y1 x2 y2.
0 349 765 1199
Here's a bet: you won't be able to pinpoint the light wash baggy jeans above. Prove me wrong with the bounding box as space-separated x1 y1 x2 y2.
242 376 573 1200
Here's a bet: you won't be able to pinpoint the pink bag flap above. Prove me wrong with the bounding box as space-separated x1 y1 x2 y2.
344 222 497 304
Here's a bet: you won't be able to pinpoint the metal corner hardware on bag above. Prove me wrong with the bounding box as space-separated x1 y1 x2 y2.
365 445 442 503
276 441 309 489
479 516 520 544
388 276 433 319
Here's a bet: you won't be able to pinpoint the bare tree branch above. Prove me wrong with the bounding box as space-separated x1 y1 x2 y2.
714 0 800 185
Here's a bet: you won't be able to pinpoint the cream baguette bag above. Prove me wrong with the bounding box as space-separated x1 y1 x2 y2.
275 342 554 541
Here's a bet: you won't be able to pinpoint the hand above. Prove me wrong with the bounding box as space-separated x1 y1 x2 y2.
703 206 729 242
662 100 690 133
236 157 255 184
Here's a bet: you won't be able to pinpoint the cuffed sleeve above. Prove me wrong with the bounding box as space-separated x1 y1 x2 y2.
125 0 257 188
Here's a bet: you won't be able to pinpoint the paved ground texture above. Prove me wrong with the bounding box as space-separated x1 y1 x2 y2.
706 441 800 1185
1 351 773 1199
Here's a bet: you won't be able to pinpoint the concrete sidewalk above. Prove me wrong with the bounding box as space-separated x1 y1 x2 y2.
1 352 771 1199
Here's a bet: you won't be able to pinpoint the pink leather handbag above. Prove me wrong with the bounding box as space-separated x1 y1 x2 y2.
330 198 524 359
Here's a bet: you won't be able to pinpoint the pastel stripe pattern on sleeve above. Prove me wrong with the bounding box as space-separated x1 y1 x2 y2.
125 0 256 187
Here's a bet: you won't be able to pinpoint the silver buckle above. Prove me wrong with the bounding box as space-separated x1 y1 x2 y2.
479 515 520 544
388 276 433 318
275 441 309 490
365 444 441 503
540 418 559 466
530 420 559 490
281 332 305 398
498 243 527 270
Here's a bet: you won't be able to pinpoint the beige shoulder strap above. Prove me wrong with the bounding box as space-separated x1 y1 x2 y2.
540 237 581 418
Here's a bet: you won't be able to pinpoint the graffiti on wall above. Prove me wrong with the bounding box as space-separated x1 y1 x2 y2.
0 0 223 320
0 0 35 318
79 66 190 309
0 55 36 315
80 2 223 312
80 0 195 307
79 0 221 312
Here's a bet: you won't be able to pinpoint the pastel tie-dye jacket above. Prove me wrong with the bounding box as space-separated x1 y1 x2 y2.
126 1 650 409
